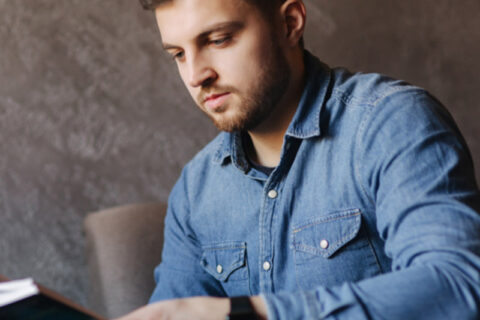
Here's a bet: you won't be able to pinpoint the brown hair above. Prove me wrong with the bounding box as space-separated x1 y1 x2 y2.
138 0 286 16
138 0 303 47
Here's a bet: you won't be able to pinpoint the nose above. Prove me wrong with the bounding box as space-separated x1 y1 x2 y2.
186 53 217 88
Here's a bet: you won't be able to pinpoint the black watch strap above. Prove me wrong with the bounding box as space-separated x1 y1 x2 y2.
226 296 258 320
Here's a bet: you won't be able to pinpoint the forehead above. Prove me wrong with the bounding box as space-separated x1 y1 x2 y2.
155 0 260 43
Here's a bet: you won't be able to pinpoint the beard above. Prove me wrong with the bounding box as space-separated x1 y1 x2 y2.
197 40 291 132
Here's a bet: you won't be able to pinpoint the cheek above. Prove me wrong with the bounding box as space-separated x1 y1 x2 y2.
218 45 265 90
178 65 189 86
177 66 197 100
238 33 272 79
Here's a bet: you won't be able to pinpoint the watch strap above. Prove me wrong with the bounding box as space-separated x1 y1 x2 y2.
226 296 258 320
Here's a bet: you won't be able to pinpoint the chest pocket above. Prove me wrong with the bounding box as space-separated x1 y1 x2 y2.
200 241 251 296
292 209 382 290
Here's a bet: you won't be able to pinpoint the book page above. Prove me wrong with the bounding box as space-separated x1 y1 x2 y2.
0 278 39 308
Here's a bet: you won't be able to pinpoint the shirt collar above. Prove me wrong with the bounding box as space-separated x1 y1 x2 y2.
285 51 331 139
213 51 331 165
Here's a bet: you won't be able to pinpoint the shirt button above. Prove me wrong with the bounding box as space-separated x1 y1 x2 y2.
263 261 271 271
267 190 278 199
320 239 329 249
216 265 223 274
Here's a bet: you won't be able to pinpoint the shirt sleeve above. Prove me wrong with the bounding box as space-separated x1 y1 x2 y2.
262 89 480 319
149 168 226 302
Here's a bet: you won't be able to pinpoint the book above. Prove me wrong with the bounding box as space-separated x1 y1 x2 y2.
0 277 105 320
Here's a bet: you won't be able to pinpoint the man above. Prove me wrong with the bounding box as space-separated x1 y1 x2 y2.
119 0 480 319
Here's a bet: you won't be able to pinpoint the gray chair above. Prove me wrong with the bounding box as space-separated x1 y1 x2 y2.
84 202 167 318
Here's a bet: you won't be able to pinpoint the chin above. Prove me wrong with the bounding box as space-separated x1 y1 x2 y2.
212 117 246 132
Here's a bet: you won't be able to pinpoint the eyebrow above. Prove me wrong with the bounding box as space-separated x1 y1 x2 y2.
162 21 245 51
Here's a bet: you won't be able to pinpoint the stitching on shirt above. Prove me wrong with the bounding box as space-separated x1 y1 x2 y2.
200 258 247 282
201 241 247 251
202 245 246 251
331 229 359 252
292 210 360 233
354 86 426 206
355 106 376 206
293 227 360 257
334 83 419 111
333 88 366 108
362 224 385 273
371 85 418 107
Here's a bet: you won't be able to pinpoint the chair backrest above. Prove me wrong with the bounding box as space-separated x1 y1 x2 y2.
84 202 167 318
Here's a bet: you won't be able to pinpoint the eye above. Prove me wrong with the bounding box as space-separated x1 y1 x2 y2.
173 51 185 60
168 50 184 61
210 36 232 47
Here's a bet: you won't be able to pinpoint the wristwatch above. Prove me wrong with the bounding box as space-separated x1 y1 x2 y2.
226 296 258 320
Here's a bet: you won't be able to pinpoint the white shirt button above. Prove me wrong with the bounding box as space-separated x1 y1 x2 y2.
267 190 278 199
320 239 329 249
216 264 223 274
263 261 271 271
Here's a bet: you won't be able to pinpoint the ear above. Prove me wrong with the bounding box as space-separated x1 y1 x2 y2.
280 0 306 47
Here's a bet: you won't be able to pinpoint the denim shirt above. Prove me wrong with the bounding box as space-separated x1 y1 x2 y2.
150 51 480 319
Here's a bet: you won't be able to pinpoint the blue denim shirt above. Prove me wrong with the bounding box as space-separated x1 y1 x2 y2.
150 51 480 319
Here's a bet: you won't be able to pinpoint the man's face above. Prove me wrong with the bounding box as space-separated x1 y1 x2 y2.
155 0 290 132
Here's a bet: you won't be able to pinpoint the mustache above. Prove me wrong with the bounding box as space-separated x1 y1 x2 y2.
197 85 237 103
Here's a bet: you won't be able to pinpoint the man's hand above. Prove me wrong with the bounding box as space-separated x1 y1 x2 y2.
114 296 267 320
114 297 229 320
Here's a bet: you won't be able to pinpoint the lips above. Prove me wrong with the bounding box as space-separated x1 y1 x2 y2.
204 92 230 112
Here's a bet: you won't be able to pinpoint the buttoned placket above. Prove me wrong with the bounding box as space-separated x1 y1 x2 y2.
240 153 283 294
233 131 301 294
258 174 279 293
257 137 300 294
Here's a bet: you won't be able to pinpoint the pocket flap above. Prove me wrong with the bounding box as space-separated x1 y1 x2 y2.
292 209 361 259
200 241 246 281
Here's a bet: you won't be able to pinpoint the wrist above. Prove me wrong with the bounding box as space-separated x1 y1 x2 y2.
249 296 267 320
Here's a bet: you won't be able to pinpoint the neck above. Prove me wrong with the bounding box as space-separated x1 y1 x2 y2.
246 50 305 167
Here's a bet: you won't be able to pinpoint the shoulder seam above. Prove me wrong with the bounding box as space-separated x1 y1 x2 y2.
333 84 420 110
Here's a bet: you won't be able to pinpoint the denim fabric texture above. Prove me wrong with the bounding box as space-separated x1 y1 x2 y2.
149 51 480 319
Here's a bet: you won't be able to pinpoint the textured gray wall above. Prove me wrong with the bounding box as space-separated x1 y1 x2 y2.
0 0 479 311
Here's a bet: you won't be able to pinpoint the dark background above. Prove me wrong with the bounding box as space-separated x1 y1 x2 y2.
1 0 479 310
